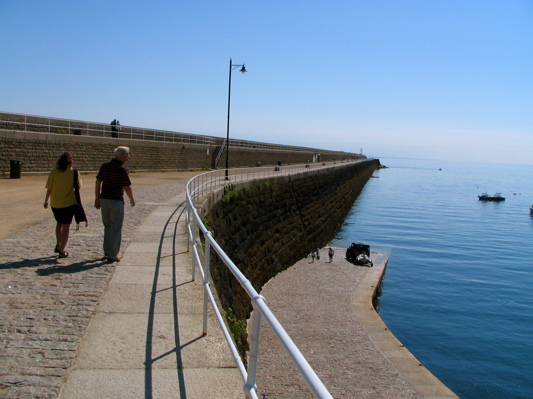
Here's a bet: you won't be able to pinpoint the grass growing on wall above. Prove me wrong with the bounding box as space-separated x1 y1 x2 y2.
221 184 238 203
225 307 249 352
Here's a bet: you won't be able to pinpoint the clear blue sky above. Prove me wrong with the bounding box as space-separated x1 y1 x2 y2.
1 1 532 164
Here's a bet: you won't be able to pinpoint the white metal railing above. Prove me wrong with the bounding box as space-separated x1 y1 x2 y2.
187 160 358 204
185 162 365 398
0 111 350 154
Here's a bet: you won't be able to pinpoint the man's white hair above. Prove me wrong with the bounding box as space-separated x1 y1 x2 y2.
114 146 130 156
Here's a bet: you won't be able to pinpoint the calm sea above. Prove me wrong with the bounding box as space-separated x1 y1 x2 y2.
332 157 533 399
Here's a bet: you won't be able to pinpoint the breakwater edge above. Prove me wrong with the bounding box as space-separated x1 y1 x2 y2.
333 157 533 398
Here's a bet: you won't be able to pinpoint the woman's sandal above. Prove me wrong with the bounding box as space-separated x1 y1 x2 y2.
58 251 69 258
54 245 60 253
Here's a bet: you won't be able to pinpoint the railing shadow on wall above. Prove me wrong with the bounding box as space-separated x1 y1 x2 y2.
185 161 363 398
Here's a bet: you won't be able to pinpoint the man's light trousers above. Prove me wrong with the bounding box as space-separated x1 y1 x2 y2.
100 198 124 259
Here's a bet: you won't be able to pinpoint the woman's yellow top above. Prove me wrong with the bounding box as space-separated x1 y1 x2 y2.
45 167 82 208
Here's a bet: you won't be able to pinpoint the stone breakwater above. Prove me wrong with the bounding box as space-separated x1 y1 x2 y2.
0 129 360 174
204 161 380 324
0 179 189 399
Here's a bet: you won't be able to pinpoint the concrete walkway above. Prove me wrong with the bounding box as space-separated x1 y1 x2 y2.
58 192 243 398
0 173 244 399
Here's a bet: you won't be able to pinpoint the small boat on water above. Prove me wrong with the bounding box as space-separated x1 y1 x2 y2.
530 205 533 215
478 192 505 202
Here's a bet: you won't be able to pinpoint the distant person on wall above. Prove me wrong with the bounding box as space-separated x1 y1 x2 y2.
94 146 135 262
116 120 121 136
111 119 118 138
43 152 82 259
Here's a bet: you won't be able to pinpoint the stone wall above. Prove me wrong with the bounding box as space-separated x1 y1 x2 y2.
202 160 380 327
0 130 362 173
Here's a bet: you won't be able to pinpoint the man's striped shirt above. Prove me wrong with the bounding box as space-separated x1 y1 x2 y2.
96 159 131 202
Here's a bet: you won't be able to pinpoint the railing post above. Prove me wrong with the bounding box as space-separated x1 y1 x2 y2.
191 216 197 281
193 176 197 203
202 236 211 336
186 206 191 255
245 296 265 398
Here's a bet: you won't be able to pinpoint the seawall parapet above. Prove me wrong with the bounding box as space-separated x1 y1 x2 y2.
0 123 362 173
198 160 379 345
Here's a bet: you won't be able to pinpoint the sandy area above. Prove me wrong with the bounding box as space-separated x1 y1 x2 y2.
0 170 199 240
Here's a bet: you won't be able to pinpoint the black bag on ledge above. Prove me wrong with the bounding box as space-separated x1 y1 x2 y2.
73 169 88 230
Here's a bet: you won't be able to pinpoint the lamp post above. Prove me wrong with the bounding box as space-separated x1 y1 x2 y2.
225 58 247 180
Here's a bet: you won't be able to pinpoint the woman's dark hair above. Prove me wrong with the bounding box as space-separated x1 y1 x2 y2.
56 152 73 172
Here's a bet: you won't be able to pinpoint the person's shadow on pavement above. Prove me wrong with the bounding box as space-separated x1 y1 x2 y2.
1 257 108 274
0 256 58 270
36 259 109 275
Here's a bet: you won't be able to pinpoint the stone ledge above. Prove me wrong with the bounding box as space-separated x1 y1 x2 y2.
354 254 459 398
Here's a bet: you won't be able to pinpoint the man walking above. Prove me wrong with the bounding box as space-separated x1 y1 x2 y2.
94 146 135 262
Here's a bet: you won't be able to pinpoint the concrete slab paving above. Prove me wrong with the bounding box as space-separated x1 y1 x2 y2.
125 242 175 254
61 369 244 399
97 284 179 314
110 265 175 285
58 193 244 398
72 312 236 370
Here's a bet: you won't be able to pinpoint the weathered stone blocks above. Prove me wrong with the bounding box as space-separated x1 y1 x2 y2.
204 160 380 357
0 129 361 173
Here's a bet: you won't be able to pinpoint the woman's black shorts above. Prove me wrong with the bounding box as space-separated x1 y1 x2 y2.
51 205 77 225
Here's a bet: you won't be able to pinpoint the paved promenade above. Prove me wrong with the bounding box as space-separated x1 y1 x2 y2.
0 173 242 398
0 171 458 398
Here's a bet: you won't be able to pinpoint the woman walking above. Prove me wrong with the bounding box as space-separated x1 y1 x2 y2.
43 152 82 258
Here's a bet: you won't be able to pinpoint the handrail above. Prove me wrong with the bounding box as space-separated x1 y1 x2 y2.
0 111 352 155
214 139 226 167
185 162 362 398
187 161 363 204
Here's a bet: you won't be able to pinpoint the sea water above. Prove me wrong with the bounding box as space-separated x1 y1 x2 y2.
331 158 533 399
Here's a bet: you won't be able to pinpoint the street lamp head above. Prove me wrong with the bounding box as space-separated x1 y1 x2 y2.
240 64 247 74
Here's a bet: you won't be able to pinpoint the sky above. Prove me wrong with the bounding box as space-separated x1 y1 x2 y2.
1 1 532 165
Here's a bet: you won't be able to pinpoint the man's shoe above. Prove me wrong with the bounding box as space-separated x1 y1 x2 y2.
106 257 121 263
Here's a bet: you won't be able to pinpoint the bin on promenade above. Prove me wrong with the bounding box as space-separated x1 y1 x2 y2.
10 160 22 179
